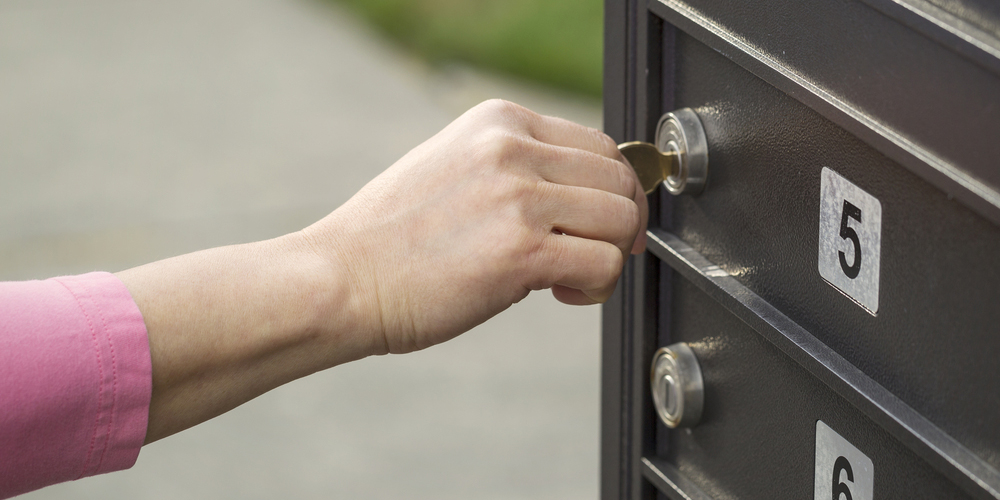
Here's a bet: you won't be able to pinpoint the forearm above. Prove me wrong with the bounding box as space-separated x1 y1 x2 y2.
116 231 369 444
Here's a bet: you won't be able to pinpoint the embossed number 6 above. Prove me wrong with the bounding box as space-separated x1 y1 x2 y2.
838 201 862 279
832 455 855 500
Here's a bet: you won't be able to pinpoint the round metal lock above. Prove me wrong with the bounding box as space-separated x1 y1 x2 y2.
650 342 704 428
655 108 709 195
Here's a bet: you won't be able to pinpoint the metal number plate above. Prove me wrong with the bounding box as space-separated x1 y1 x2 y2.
818 167 882 314
815 420 874 500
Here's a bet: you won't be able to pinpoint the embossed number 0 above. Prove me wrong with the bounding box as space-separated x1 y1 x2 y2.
832 456 855 500
838 201 862 279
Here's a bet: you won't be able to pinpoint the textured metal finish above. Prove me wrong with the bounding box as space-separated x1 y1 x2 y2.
666 27 1000 483
649 0 1000 227
601 2 669 499
655 109 708 195
645 228 1000 499
658 276 976 499
856 0 1000 73
599 1 635 498
602 0 1000 499
640 458 714 500
650 343 704 428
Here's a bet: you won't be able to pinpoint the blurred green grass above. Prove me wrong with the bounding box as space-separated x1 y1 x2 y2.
327 0 603 97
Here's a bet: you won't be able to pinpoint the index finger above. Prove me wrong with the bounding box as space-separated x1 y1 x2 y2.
530 114 624 161
523 110 648 254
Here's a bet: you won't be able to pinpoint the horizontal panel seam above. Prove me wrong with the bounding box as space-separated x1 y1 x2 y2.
885 0 1000 61
653 0 1000 219
645 228 1000 499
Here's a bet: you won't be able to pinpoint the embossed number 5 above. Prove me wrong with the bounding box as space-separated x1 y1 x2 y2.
838 201 862 279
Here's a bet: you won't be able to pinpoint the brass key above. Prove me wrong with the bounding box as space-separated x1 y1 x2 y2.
618 141 678 195
617 108 709 196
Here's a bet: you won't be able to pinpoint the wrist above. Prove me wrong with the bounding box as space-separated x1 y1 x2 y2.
280 226 382 365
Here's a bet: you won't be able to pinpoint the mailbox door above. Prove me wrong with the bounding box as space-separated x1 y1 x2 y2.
601 1 1000 499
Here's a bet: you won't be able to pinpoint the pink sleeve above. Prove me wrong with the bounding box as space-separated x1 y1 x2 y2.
0 272 151 499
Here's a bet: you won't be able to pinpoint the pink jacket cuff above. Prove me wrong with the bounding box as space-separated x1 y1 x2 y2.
0 272 151 498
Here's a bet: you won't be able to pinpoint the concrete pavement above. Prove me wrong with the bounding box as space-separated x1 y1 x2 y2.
1 0 603 498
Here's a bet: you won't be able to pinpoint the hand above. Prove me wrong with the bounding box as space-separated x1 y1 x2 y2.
120 99 647 443
301 99 648 355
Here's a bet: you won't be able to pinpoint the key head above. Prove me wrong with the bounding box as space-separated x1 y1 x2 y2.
618 141 677 195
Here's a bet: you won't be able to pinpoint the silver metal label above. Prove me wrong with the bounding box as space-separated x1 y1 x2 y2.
815 420 874 500
818 167 882 314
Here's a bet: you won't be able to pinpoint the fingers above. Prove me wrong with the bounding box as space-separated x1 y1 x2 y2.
531 113 622 161
472 100 649 259
544 184 640 254
615 152 649 255
521 113 649 255
527 235 624 304
551 285 601 306
630 183 649 255
534 145 638 199
469 100 618 160
522 183 642 304
531 147 649 255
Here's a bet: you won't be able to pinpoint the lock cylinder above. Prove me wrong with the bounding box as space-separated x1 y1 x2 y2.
650 342 704 428
617 108 709 196
656 109 709 196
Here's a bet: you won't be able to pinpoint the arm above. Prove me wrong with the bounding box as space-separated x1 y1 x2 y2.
117 100 649 444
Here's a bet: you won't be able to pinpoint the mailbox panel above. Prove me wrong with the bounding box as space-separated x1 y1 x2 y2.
660 277 973 500
668 30 1000 467
602 1 1000 499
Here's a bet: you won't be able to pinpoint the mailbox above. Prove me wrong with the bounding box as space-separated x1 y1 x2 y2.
601 1 1000 499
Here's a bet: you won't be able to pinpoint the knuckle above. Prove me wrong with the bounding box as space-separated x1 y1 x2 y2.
477 99 533 125
484 130 531 166
621 198 641 233
477 98 510 114
616 161 638 197
601 248 625 285
620 206 641 250
600 194 641 248
591 129 620 158
520 238 558 291
507 177 541 215
503 179 548 234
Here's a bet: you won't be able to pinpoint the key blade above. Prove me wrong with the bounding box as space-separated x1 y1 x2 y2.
618 142 678 195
